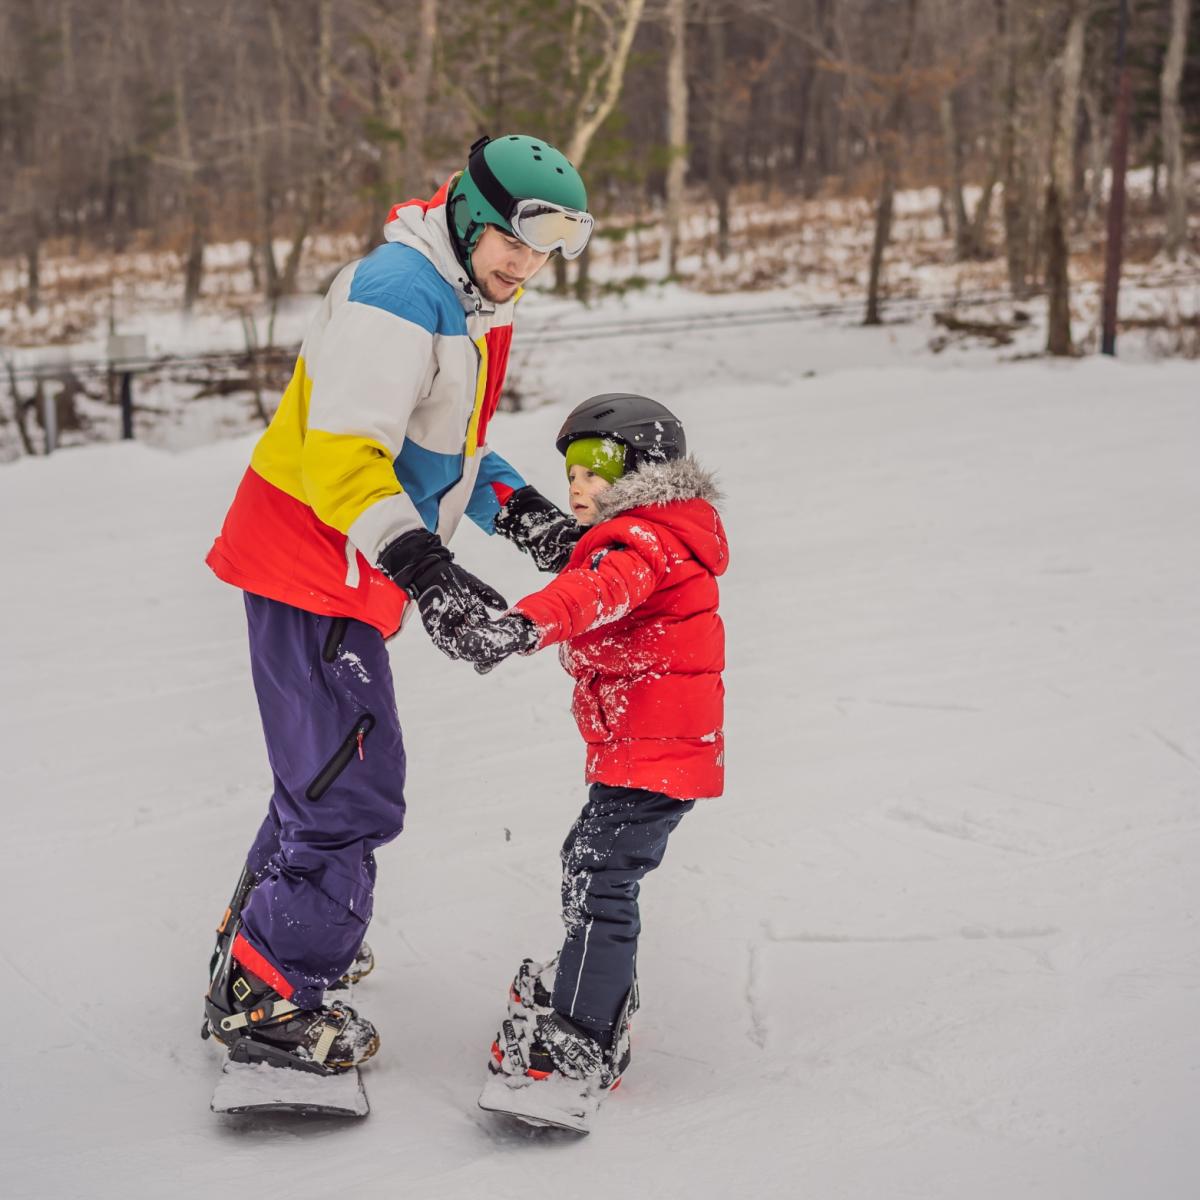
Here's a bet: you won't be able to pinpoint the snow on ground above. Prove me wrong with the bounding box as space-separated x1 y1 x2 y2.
1 309 1198 1199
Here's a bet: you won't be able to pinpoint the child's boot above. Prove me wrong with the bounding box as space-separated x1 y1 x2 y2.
480 989 636 1133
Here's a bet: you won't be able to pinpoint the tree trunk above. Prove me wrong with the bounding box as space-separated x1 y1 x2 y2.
182 197 208 312
170 0 205 309
1082 86 1108 227
1161 0 1191 258
1044 180 1072 354
706 2 730 261
1101 3 1133 355
566 0 646 166
664 0 689 277
967 169 998 258
406 0 438 196
998 0 1032 298
1051 4 1086 216
551 0 646 297
864 0 919 326
865 169 897 325
1044 0 1087 356
804 0 837 197
574 245 592 304
242 75 280 301
26 223 41 314
275 0 334 296
940 91 971 260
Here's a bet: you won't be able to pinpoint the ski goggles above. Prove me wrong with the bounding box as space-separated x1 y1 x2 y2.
509 199 594 260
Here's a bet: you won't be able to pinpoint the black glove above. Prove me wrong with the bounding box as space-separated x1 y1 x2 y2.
494 485 583 573
379 529 508 660
455 613 540 673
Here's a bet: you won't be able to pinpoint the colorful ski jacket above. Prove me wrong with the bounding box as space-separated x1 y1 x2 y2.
513 458 728 800
206 178 525 636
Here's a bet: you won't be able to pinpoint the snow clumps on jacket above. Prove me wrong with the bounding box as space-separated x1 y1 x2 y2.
513 456 728 801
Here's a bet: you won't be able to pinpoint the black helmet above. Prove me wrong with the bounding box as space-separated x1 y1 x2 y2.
555 393 686 468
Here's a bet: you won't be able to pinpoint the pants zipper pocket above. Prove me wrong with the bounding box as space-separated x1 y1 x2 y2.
321 617 350 663
306 714 376 802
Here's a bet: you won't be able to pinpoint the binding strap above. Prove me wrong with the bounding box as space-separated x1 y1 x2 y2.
219 997 299 1032
311 1021 340 1065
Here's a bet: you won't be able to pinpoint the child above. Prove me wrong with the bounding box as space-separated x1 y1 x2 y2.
460 392 728 1128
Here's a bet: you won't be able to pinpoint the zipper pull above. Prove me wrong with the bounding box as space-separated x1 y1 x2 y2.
357 729 365 761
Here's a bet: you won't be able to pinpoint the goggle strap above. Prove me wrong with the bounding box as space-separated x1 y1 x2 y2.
467 136 517 224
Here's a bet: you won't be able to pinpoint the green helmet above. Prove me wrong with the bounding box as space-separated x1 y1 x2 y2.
448 134 590 276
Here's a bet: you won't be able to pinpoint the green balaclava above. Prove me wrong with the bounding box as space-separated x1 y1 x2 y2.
448 134 587 279
564 437 626 485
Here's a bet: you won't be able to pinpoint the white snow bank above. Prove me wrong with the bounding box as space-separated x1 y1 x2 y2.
0 340 1197 1199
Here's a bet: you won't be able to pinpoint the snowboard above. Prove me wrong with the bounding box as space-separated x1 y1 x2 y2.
477 1069 600 1134
208 977 369 1118
211 1058 369 1117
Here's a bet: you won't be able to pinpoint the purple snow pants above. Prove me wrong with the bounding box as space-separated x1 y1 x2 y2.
237 593 406 1008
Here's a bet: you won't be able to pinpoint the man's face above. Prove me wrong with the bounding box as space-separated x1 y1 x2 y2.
470 225 550 303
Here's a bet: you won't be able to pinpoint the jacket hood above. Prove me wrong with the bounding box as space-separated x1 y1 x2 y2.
382 177 501 316
593 456 728 575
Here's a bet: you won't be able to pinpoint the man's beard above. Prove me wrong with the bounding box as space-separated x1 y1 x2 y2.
477 273 518 304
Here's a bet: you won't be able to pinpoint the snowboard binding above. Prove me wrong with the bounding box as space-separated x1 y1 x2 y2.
202 872 379 1075
480 984 638 1133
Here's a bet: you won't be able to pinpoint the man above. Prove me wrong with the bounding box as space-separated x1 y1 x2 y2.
202 134 594 1075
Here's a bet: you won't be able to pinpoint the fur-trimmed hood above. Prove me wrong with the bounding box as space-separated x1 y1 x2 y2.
592 456 727 576
593 456 723 519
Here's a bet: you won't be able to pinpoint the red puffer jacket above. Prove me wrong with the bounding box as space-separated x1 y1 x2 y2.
513 457 728 800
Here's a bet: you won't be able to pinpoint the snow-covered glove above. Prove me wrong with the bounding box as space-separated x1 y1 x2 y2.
379 529 508 661
454 613 540 674
494 485 583 573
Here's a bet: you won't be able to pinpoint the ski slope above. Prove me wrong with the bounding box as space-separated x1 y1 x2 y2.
1 311 1197 1199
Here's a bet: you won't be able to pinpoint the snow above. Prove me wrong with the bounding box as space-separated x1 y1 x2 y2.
1 304 1198 1199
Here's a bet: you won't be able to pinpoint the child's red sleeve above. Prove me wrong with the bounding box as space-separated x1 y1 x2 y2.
512 528 667 647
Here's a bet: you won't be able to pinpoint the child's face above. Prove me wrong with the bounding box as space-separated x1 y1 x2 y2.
567 464 612 526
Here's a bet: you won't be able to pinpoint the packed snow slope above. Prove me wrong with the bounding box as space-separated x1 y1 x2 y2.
1 318 1197 1199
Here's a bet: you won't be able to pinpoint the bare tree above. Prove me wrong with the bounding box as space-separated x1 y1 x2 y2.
1045 0 1087 357
564 0 647 166
167 0 208 310
279 0 335 298
864 0 921 326
663 0 689 276
704 0 731 260
5 0 1193 364
1161 0 1192 259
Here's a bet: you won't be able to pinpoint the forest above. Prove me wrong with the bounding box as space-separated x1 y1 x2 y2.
1 0 1196 357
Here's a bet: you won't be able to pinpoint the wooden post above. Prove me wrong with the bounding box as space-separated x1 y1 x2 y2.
40 380 57 455
121 372 134 440
108 333 147 441
1101 0 1131 357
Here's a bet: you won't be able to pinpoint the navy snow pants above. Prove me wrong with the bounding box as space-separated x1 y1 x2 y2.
551 784 694 1041
236 593 406 1008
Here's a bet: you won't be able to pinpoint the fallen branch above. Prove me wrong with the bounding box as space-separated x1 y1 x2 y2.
932 309 1025 345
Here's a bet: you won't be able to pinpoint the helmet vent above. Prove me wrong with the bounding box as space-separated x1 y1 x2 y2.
556 167 564 174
